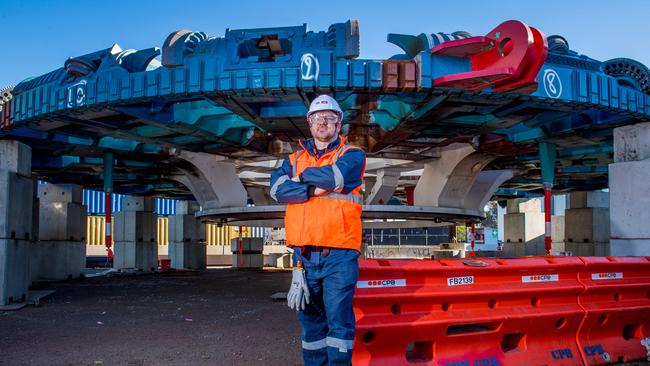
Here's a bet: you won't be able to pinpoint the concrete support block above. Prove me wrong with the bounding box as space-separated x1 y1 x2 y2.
549 242 566 255
568 191 609 209
175 200 201 215
230 237 264 253
167 212 206 269
502 243 526 258
0 140 31 176
37 184 83 204
30 241 85 281
0 141 32 306
0 171 34 241
232 253 263 269
113 211 157 243
507 198 543 214
551 215 565 244
610 239 650 256
564 208 610 244
564 242 610 256
609 161 650 242
121 196 154 212
504 208 545 256
113 210 158 271
38 202 87 241
504 212 545 243
113 241 158 272
0 239 30 305
609 122 650 255
527 241 565 256
613 121 650 162
168 215 206 243
169 241 206 270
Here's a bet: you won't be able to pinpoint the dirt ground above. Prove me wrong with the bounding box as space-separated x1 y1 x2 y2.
0 268 302 366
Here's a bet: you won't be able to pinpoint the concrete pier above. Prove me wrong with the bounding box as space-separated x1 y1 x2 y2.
231 237 264 269
564 191 610 256
503 198 545 256
113 197 158 272
32 184 86 281
609 121 650 255
0 141 33 305
168 201 206 270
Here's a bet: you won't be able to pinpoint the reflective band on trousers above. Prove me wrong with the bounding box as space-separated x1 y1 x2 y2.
302 338 328 350
301 337 354 352
314 192 362 205
326 336 354 353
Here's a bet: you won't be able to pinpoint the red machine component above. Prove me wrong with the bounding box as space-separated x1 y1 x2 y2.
431 20 548 93
382 60 417 92
577 256 650 365
353 257 586 365
1 100 10 129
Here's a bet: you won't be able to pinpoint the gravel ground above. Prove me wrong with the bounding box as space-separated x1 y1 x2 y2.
0 268 302 366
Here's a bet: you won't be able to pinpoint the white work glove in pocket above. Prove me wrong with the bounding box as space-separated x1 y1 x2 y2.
287 262 310 311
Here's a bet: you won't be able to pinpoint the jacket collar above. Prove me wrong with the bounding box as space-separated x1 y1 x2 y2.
298 135 345 158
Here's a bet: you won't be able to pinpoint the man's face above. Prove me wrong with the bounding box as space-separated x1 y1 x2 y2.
308 110 341 144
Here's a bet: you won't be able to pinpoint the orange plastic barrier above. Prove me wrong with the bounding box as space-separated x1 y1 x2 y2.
353 257 586 366
577 256 650 365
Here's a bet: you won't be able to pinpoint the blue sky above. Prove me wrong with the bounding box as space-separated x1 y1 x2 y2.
1 0 648 87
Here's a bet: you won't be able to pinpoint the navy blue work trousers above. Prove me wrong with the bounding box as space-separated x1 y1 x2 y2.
293 247 360 366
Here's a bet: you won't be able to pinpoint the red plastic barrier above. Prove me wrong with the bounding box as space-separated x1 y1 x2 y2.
353 257 585 365
577 256 650 365
431 20 548 93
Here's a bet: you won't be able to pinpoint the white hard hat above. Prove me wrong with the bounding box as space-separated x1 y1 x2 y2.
307 95 342 118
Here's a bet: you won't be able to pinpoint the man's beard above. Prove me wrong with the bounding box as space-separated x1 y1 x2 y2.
314 129 337 143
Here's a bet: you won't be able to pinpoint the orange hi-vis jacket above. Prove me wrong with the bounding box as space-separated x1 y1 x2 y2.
283 137 365 251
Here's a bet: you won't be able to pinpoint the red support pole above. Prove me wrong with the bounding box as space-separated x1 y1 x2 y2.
105 192 113 259
404 186 415 206
470 223 476 257
544 184 552 255
238 226 244 266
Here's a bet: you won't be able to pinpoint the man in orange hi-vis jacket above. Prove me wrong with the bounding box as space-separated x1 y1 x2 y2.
270 95 366 366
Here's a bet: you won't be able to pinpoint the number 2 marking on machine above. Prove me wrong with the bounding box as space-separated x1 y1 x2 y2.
301 53 319 81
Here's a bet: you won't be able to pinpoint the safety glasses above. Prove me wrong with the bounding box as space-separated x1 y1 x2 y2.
308 115 339 126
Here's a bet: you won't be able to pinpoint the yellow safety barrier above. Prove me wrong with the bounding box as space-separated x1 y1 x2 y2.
86 215 110 246
157 217 168 246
